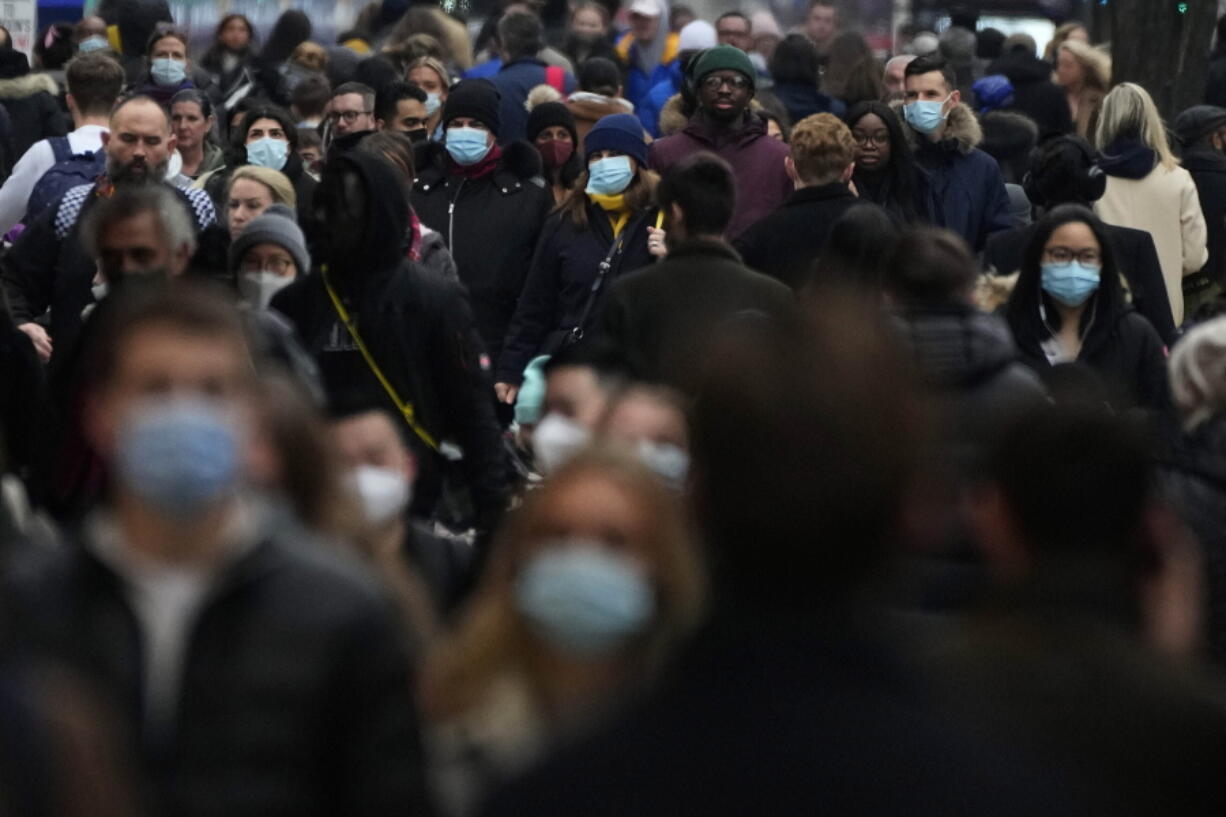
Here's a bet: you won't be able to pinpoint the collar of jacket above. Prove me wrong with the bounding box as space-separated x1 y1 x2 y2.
682 108 767 148
785 182 855 206
891 99 983 156
416 139 545 191
0 72 58 99
1178 147 1226 173
500 56 547 72
666 237 742 263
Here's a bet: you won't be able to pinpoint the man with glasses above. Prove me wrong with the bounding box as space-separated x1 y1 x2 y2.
649 45 792 238
329 81 378 138
734 113 859 290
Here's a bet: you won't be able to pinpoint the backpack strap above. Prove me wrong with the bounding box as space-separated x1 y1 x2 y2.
48 136 72 163
545 65 565 94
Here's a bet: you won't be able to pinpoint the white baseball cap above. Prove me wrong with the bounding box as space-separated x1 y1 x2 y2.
628 0 662 18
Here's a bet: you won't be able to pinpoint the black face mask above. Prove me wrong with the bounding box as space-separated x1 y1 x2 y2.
406 127 429 145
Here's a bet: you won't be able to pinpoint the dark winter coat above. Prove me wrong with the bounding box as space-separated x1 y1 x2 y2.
1180 147 1226 290
894 303 1047 465
1160 414 1226 667
1009 299 1169 412
0 181 217 364
4 523 431 817
896 101 1013 251
412 141 554 366
0 74 67 160
497 202 656 384
768 82 846 124
984 222 1177 346
979 110 1039 185
1206 49 1226 109
273 153 509 536
492 57 576 145
733 182 859 290
649 110 793 239
986 50 1074 138
593 239 793 391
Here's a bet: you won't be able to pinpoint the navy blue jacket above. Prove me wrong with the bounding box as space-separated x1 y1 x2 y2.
769 82 846 125
900 102 1012 251
497 201 656 383
492 57 576 144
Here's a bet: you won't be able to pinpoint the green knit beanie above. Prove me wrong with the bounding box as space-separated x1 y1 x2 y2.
691 45 756 90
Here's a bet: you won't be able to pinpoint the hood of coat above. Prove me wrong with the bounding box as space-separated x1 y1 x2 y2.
980 110 1039 163
325 151 410 275
986 50 1052 86
0 72 59 100
896 304 1023 389
659 93 690 137
416 138 543 183
892 99 984 156
1099 139 1157 180
566 92 635 122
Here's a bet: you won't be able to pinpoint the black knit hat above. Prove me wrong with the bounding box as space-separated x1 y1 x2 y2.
441 79 501 136
527 102 577 143
0 48 29 79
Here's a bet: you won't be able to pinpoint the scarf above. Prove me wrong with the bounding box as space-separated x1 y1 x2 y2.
407 207 423 262
447 143 503 180
1098 139 1157 180
589 192 631 236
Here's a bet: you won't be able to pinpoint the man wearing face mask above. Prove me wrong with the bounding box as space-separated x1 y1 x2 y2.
648 45 793 239
273 151 510 540
898 54 1012 252
331 401 477 615
413 79 554 368
6 284 433 817
377 81 432 144
1 95 216 365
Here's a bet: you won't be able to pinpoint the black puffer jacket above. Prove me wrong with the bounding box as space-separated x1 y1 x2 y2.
496 201 656 384
272 152 509 535
894 303 1047 464
1160 414 1226 666
3 522 431 817
412 140 554 367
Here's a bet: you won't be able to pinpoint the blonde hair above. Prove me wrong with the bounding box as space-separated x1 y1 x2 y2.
420 448 705 719
790 113 856 184
1058 39 1110 91
227 165 297 208
289 41 328 72
1044 21 1088 61
406 55 450 89
1095 82 1178 172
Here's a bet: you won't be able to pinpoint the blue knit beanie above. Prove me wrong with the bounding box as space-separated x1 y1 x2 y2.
585 113 649 166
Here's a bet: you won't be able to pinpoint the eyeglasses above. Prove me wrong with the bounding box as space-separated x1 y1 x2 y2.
852 130 890 147
241 257 294 275
1044 246 1102 267
330 109 373 123
701 74 751 91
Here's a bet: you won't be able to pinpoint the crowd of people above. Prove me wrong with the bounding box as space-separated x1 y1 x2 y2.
2 0 1226 814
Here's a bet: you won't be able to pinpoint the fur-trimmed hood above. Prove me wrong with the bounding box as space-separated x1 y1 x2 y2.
566 91 634 122
659 93 690 137
891 99 984 155
0 72 59 101
414 138 544 185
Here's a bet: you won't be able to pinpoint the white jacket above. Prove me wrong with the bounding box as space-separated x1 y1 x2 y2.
1095 165 1208 326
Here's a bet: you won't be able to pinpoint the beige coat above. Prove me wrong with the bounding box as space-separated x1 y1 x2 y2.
1094 166 1208 325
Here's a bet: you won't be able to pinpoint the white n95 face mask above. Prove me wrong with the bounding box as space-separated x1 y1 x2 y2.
349 465 411 526
532 413 591 475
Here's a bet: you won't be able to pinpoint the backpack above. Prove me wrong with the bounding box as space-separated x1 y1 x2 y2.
24 137 106 224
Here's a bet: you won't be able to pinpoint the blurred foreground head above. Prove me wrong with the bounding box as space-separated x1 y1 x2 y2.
690 295 923 607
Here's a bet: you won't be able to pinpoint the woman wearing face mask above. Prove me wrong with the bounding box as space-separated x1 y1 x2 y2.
1004 204 1169 411
845 100 935 224
598 383 691 491
134 26 204 108
199 105 318 229
229 203 308 310
495 114 658 406
225 166 296 241
199 14 258 107
527 101 583 204
421 448 704 817
407 56 451 140
170 89 225 180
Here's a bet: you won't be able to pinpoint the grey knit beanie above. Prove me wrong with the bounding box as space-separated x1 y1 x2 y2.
228 204 311 275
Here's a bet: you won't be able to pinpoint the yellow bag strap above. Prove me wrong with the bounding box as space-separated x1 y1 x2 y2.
321 268 439 451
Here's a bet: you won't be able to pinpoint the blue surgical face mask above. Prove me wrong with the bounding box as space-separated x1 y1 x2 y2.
586 155 635 195
425 92 441 116
151 57 187 87
514 540 655 656
1041 260 1101 308
904 94 951 135
78 35 109 53
444 125 492 165
115 397 241 518
246 136 289 170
